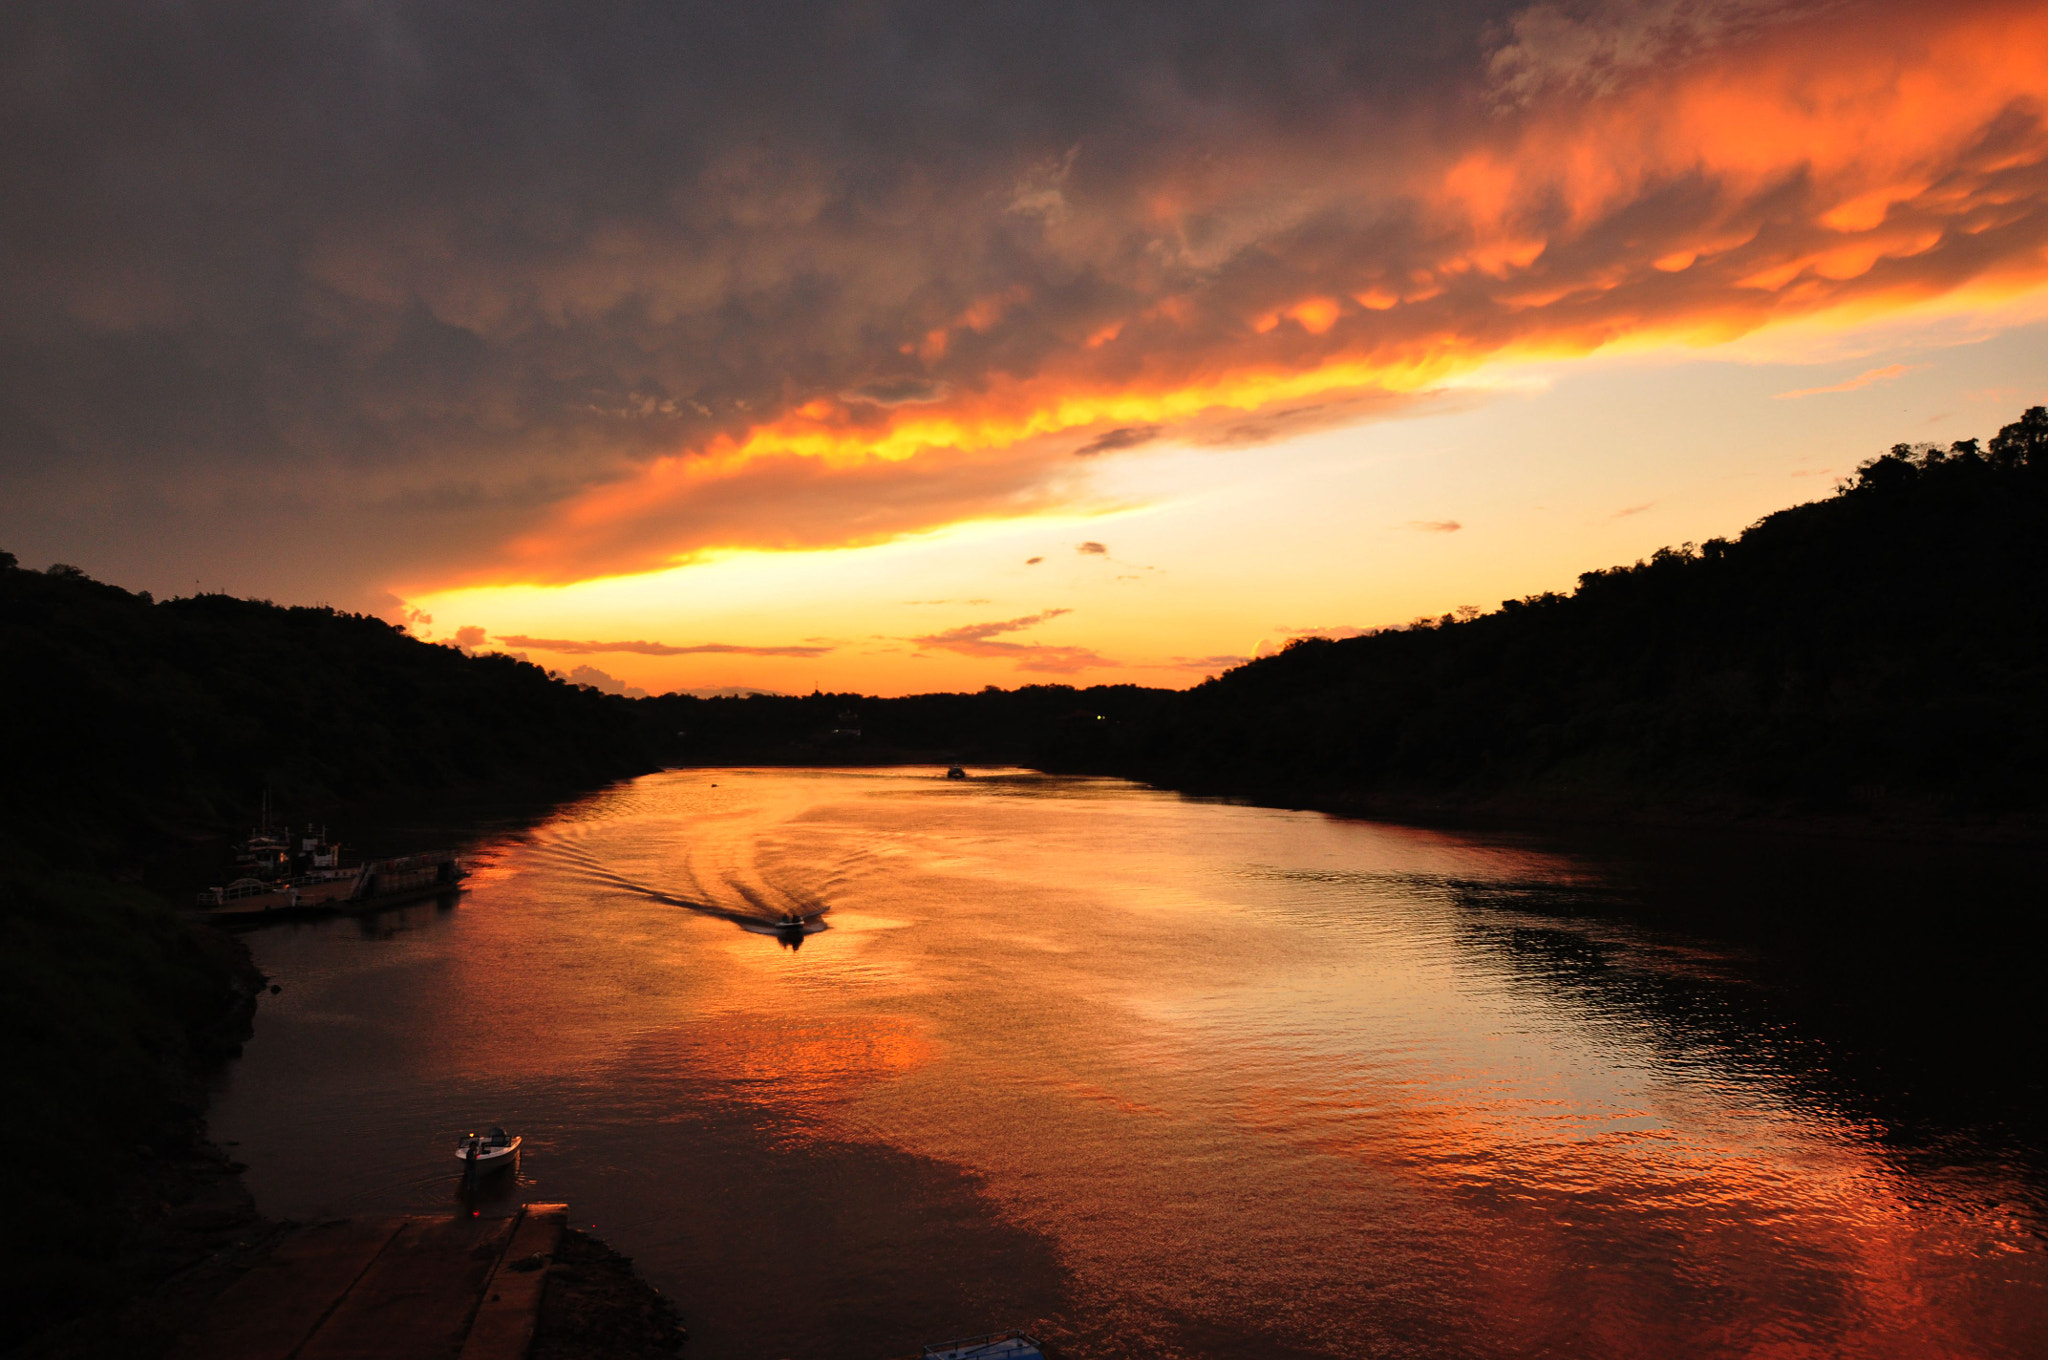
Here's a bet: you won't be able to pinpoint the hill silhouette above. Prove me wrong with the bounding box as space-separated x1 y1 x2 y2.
0 565 670 865
1097 406 2048 827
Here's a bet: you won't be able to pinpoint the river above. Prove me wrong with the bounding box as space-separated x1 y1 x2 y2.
209 767 2048 1359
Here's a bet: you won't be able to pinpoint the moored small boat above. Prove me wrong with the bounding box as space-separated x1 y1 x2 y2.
455 1125 521 1174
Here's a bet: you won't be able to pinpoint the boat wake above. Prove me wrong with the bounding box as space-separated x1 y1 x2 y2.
534 838 831 943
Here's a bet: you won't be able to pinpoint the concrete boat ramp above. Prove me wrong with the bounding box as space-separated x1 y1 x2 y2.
170 1204 566 1360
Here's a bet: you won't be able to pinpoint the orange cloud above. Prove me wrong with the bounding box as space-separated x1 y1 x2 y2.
909 609 1107 673
432 0 2048 594
1774 363 1922 399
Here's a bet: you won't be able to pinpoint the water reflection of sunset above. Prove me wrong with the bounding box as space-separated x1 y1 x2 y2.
214 770 2048 1358
643 1012 937 1114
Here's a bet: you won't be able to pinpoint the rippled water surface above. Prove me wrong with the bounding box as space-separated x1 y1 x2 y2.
212 769 2048 1359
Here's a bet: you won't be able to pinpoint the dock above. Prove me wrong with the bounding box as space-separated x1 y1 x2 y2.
192 850 466 926
169 1203 567 1360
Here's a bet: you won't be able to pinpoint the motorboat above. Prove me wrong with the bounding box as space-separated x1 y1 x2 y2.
455 1125 521 1175
945 765 967 779
923 1332 1045 1360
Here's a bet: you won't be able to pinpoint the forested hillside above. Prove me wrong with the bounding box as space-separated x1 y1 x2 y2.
1103 406 2048 823
0 561 668 864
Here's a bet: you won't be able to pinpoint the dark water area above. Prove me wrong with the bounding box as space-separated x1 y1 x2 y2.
209 769 2048 1359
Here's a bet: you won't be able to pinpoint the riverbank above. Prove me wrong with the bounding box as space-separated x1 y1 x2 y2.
1153 779 2048 848
0 853 266 1350
0 781 673 1355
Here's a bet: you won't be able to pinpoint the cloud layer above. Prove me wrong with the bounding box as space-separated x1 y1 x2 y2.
493 634 834 658
909 609 1107 673
4 0 2047 602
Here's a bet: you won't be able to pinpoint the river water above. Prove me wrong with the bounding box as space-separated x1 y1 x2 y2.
210 768 2048 1359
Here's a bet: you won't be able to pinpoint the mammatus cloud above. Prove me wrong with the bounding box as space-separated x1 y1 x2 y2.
6 1 2048 601
909 609 1108 673
843 378 952 408
1774 363 1920 399
1486 0 1817 105
477 1 2048 588
494 634 835 658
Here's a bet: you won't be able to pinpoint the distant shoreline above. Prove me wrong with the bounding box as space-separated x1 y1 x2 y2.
657 758 2048 847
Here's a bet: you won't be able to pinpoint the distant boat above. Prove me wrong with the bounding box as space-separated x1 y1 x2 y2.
923 1332 1044 1360
455 1126 521 1175
945 765 967 780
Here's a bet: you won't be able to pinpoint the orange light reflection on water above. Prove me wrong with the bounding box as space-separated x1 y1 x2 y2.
217 770 2048 1359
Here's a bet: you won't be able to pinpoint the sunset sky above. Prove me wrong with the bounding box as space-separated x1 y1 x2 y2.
5 0 2047 695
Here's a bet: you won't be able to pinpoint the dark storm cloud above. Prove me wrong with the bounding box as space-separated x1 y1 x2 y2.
0 0 1502 599
5 0 2047 600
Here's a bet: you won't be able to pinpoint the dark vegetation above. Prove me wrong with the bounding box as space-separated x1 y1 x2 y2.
1115 405 2048 824
0 568 668 865
666 405 2048 831
0 561 674 1350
